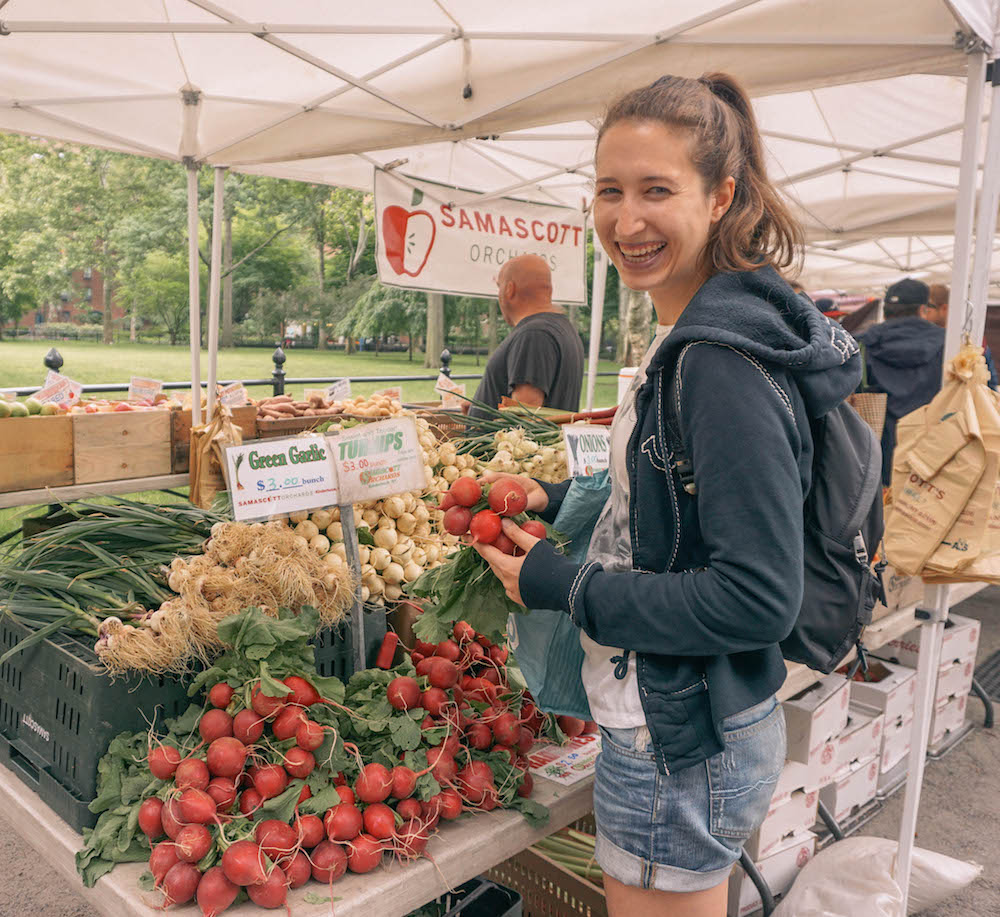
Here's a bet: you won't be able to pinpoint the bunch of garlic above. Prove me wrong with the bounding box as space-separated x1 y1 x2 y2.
485 426 567 483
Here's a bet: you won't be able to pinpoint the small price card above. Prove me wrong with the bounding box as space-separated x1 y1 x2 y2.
527 734 601 785
128 376 163 403
35 372 83 405
219 382 249 407
327 379 352 402
225 434 338 521
435 373 466 409
328 416 425 504
562 424 611 477
373 386 402 402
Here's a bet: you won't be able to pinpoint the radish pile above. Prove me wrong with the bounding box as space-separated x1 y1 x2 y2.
438 476 546 553
77 605 549 912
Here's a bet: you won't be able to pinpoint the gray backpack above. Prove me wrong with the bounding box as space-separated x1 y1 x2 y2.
669 359 885 673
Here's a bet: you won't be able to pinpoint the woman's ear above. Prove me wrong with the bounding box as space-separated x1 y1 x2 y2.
711 176 736 223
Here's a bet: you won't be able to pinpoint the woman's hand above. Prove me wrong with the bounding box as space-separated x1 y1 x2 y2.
471 519 542 607
479 472 549 512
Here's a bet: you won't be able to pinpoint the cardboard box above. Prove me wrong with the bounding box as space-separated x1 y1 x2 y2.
836 704 885 770
877 755 909 797
843 660 916 725
874 566 925 619
929 692 968 748
728 832 816 917
0 415 75 493
771 761 815 808
882 613 981 668
936 657 975 705
819 755 879 823
783 674 850 770
881 714 913 773
745 785 819 860
72 411 172 483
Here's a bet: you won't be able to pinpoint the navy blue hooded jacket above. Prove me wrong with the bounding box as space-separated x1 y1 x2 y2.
859 316 944 485
519 266 861 775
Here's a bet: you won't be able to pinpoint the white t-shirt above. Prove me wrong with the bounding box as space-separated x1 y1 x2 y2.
580 324 674 728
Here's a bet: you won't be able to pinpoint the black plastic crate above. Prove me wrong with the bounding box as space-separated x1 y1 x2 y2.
0 615 357 833
410 877 522 917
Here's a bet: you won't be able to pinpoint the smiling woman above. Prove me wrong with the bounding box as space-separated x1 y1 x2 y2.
476 72 863 917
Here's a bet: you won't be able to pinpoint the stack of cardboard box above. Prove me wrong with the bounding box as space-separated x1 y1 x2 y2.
879 613 980 752
819 704 885 823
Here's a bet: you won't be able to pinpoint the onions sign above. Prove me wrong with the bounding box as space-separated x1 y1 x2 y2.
374 170 586 303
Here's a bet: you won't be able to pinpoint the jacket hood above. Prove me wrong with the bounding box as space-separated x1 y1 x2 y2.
645 265 861 419
860 316 944 369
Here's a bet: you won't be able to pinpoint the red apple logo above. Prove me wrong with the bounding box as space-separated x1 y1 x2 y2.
382 205 435 277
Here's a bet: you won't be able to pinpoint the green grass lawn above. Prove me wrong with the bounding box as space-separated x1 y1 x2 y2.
0 339 621 405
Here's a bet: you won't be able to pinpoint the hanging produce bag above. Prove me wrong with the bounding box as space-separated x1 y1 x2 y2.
884 345 997 576
507 471 610 721
848 341 889 438
190 403 244 509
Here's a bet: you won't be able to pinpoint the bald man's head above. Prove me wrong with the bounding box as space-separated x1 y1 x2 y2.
497 254 554 325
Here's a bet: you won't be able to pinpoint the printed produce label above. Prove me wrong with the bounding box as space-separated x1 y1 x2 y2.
435 373 466 408
225 435 339 521
563 425 611 477
327 379 352 401
35 372 83 405
527 734 600 784
128 376 162 402
219 382 249 407
373 386 402 402
375 170 586 303
328 416 425 504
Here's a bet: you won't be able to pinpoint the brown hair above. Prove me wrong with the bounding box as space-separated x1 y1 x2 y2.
596 72 802 274
928 283 949 308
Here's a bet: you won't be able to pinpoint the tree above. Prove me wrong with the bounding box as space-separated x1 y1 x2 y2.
118 250 197 344
337 280 426 359
247 285 312 341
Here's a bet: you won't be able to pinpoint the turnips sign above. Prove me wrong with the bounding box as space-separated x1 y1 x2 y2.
375 170 586 303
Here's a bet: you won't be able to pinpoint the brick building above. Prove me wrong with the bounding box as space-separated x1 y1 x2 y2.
17 267 124 328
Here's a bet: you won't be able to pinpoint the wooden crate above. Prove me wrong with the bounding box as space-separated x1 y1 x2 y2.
0 415 75 494
72 411 172 484
171 405 258 473
487 816 606 917
255 415 332 439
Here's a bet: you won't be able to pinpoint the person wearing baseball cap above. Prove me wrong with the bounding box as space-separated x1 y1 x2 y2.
860 277 944 484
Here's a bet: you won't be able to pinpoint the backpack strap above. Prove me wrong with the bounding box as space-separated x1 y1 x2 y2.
665 353 697 495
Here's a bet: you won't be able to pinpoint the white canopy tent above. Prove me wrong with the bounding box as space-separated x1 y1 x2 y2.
1 2 999 910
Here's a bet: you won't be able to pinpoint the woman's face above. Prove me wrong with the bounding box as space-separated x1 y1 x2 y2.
594 120 734 316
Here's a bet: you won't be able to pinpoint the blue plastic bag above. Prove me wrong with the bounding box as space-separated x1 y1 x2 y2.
507 471 611 720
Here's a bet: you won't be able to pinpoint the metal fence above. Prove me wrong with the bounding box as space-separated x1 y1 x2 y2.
10 346 618 398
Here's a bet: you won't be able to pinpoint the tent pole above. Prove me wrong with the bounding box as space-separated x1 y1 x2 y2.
206 166 226 417
186 164 202 426
895 585 950 911
966 58 1000 349
945 50 988 364
586 234 608 411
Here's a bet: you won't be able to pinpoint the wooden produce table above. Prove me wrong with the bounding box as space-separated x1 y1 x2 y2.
0 474 190 510
0 758 593 917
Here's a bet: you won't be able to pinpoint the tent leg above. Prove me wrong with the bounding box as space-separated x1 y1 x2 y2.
943 50 987 365
894 585 950 911
965 57 1000 349
585 238 608 411
186 164 202 426
206 167 226 417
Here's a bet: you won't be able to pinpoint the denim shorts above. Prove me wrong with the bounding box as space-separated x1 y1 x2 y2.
593 696 786 892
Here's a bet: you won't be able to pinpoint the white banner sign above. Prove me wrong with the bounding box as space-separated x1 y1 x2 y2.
374 170 586 303
563 425 611 477
225 435 338 521
328 416 426 505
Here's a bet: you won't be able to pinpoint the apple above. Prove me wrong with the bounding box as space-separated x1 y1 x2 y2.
382 206 436 277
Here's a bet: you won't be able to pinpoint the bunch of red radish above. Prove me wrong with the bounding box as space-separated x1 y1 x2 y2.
138 674 358 913
438 477 546 553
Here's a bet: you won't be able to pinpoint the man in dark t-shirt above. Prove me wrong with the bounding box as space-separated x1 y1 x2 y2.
469 255 585 419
